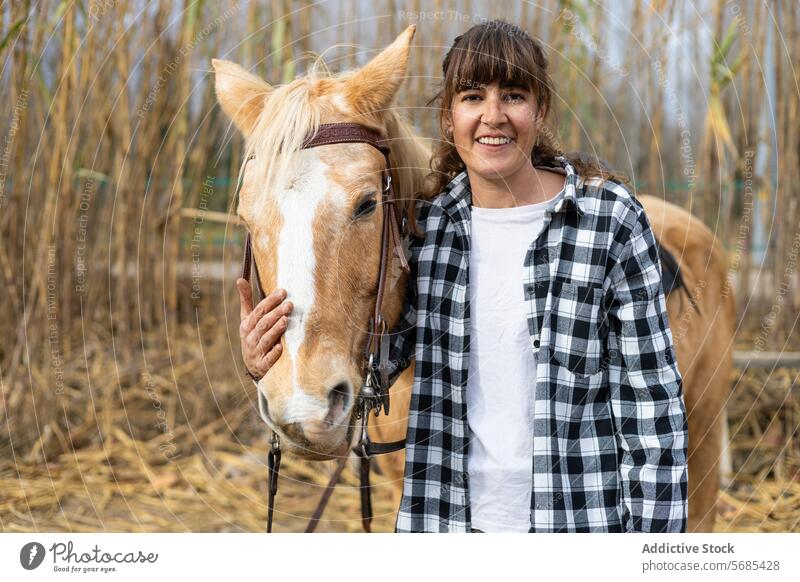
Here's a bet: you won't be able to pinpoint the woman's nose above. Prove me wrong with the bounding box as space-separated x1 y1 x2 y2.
481 94 506 127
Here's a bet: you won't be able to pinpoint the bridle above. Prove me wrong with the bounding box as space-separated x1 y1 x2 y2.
238 122 409 532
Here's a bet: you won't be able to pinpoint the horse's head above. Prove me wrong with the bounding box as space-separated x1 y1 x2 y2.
213 26 426 460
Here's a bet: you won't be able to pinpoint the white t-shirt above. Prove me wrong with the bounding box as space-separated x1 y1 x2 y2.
466 190 564 533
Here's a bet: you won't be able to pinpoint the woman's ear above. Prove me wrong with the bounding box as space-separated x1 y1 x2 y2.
442 112 454 140
533 101 548 125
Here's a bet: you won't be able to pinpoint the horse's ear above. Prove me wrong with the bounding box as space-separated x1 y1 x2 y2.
212 59 272 137
344 25 415 114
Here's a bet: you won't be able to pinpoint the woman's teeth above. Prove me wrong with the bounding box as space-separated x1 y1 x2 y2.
477 136 512 145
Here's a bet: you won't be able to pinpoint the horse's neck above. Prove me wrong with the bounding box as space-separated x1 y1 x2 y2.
383 112 431 204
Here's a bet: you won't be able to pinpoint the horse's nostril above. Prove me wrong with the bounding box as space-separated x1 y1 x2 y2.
328 381 351 416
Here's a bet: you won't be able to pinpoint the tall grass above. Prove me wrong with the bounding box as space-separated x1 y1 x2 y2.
0 0 798 452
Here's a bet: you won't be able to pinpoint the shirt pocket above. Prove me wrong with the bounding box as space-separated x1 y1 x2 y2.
549 282 607 378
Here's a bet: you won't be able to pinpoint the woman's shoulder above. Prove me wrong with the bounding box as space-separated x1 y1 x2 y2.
549 154 644 226
412 170 468 222
577 174 648 225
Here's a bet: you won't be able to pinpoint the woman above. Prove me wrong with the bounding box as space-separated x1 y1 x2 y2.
239 20 688 533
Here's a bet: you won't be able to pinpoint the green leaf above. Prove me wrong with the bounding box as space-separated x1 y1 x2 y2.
718 21 738 58
53 0 70 24
559 0 589 23
271 17 286 78
282 58 295 85
0 19 26 54
186 0 202 36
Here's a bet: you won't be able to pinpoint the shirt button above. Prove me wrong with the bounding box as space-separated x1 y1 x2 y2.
531 337 540 348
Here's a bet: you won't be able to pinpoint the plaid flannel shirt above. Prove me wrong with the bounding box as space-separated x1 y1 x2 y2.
387 156 688 533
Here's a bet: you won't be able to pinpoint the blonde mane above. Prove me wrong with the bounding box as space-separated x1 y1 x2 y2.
239 63 431 232
241 76 321 194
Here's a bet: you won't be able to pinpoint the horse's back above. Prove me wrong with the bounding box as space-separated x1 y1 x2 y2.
639 197 732 304
640 194 736 532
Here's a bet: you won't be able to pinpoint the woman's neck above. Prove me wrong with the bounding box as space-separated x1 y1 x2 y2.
469 163 564 209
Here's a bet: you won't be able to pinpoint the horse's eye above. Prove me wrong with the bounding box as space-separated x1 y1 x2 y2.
354 193 378 219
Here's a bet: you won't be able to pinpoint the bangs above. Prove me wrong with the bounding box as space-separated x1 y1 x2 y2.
446 28 540 95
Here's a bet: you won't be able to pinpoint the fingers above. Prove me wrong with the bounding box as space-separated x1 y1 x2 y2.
259 344 284 372
239 288 289 337
246 300 292 349
255 315 289 354
252 289 288 320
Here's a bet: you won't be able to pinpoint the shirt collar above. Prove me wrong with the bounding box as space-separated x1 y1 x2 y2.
438 155 585 224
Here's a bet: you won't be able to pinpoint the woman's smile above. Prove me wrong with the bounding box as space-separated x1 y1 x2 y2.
475 134 515 149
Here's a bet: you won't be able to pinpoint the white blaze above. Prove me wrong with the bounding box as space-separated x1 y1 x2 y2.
274 149 341 419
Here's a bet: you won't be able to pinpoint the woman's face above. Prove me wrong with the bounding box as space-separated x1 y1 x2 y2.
448 81 542 183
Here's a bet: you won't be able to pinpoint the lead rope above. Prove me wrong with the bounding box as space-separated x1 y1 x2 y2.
266 431 281 533
304 456 349 533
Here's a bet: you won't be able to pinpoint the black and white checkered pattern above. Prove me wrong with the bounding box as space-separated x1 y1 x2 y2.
386 156 688 533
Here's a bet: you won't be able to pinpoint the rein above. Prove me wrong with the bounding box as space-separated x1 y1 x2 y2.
239 122 409 533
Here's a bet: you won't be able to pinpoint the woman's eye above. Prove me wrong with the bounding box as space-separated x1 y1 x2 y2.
461 93 480 102
354 195 377 218
505 93 525 102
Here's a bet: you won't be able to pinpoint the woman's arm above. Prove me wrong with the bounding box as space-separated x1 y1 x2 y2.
607 204 689 533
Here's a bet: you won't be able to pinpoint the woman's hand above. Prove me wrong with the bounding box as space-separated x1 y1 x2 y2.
237 278 293 381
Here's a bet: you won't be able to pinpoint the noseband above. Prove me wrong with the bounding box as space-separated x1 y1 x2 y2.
239 123 409 532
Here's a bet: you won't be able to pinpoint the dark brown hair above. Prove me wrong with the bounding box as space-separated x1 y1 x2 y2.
423 20 628 198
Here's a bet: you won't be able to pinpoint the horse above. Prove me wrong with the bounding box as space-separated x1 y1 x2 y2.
213 25 734 532
212 26 427 468
636 195 736 532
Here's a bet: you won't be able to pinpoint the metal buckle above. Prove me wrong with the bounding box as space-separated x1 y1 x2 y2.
361 354 379 412
270 431 280 452
358 397 371 458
